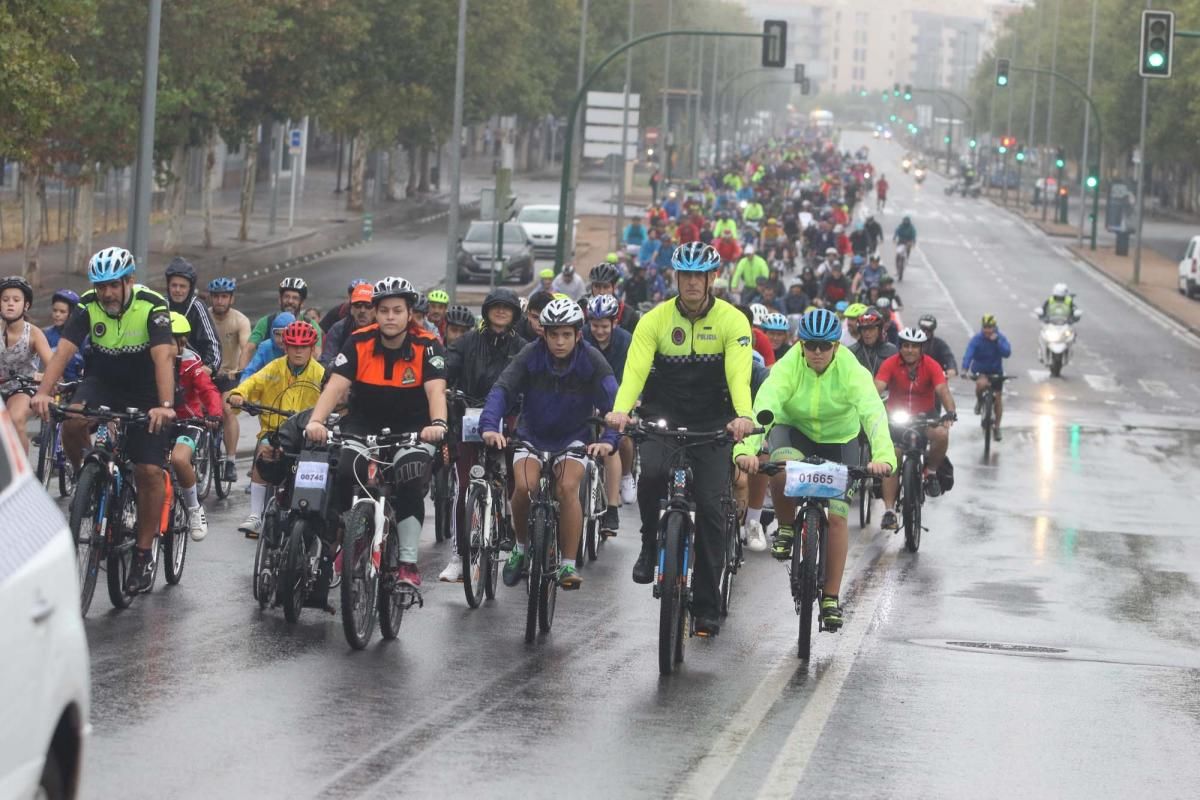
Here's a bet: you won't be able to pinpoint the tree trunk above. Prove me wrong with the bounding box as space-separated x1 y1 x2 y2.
162 144 188 254
405 148 418 197
201 130 217 248
238 125 259 241
20 165 44 285
417 146 430 193
385 147 400 201
347 135 367 212
72 169 96 275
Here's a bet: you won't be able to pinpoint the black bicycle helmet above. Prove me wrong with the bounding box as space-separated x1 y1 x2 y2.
412 293 430 314
0 276 34 306
279 277 308 301
589 263 621 285
446 304 476 328
918 313 937 332
164 256 197 285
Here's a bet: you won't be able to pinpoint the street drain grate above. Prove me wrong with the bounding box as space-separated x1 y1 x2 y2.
945 641 1068 654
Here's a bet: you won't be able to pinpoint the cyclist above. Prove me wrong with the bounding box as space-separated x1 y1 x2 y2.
437 288 525 583
605 242 756 637
319 278 371 333
552 264 588 302
850 309 897 379
32 248 177 595
818 259 852 307
411 293 442 339
875 175 889 212
320 283 375 367
516 290 554 342
427 289 451 339
481 297 619 591
733 308 894 631
228 320 324 537
917 314 958 377
623 215 648 252
842 302 868 346
761 312 792 360
167 312 222 542
961 313 1012 441
588 263 641 333
164 257 222 373
731 244 769 301
243 277 312 367
585 294 634 530
207 277 251 482
893 215 917 261
242 312 296 379
851 254 887 298
443 304 476 347
863 215 884 254
42 289 86 382
305 277 448 587
1037 282 1080 323
1 276 54 453
874 327 957 529
532 268 555 298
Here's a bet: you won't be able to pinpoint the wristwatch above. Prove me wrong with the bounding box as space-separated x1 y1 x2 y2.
161 401 174 409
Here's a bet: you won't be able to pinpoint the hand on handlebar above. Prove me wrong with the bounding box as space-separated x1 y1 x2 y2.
147 406 177 434
735 454 760 475
227 394 244 408
725 416 756 442
31 392 53 422
867 461 893 478
604 411 631 433
305 419 329 445
420 425 446 444
482 431 507 450
586 442 613 459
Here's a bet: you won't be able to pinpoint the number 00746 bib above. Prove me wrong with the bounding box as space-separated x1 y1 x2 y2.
784 461 849 499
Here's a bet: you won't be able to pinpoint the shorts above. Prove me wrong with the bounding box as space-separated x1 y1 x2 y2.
765 425 857 518
71 375 172 467
1 382 35 403
512 440 587 470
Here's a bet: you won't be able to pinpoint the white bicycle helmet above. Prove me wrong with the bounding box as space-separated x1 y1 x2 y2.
587 294 620 320
372 276 419 305
279 276 308 300
749 303 769 327
539 297 585 330
898 326 928 344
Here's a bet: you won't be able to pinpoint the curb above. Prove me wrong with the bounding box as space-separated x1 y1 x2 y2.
1064 245 1200 338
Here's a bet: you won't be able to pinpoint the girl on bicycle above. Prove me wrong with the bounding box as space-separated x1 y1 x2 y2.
0 276 54 454
168 312 223 542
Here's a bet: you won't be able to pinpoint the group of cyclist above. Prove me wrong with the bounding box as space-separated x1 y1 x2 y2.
0 131 1031 644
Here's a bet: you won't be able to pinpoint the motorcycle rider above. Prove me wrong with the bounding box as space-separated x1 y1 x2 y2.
1037 283 1080 323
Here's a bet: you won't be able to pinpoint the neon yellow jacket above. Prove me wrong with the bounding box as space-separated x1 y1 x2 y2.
734 345 895 469
731 255 769 292
230 356 325 434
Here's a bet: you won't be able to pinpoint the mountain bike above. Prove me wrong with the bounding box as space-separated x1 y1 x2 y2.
340 429 433 650
459 407 512 608
761 456 872 661
895 241 913 281
965 373 1014 459
580 434 608 565
856 436 876 529
718 464 743 617
34 379 80 498
432 392 466 544
889 411 955 553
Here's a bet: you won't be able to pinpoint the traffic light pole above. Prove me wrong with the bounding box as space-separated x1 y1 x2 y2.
554 30 768 270
732 80 796 155
1010 65 1102 250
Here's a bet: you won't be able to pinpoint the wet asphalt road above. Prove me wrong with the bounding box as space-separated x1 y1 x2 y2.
76 136 1200 799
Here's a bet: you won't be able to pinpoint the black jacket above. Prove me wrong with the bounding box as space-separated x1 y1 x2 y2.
446 326 526 402
925 336 958 374
170 291 221 372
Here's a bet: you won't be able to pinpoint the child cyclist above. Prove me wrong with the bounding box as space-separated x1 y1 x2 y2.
167 312 223 541
227 320 324 537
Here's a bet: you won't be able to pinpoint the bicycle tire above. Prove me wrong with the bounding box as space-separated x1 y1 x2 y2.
525 506 546 643
277 519 310 624
252 512 273 607
902 457 922 553
796 508 822 660
982 393 993 459
659 512 686 675
57 446 75 499
35 424 53 490
463 485 489 609
68 463 106 617
163 492 189 584
340 506 378 649
537 509 558 634
195 433 213 502
378 517 405 639
484 499 502 601
212 436 234 500
433 464 452 543
719 503 739 616
106 482 138 610
858 478 871 528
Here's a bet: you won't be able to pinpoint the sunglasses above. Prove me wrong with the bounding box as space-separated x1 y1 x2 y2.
802 340 835 353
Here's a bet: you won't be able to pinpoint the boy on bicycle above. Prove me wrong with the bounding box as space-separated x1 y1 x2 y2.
479 297 619 591
167 312 223 542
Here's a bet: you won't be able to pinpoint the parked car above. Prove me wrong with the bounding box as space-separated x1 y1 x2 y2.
1178 234 1200 298
456 220 535 285
517 204 576 258
0 408 89 800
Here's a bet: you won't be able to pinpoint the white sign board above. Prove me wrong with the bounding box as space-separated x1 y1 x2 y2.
585 125 634 144
587 108 640 127
586 91 641 109
583 142 639 159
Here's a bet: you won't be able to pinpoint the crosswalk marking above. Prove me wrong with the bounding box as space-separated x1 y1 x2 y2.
1084 374 1121 392
1138 379 1179 399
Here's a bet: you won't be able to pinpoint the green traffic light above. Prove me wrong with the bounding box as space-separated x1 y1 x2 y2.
1055 159 1065 169
1016 151 1025 162
860 89 868 97
1086 175 1098 189
904 93 912 101
998 145 1008 154
969 138 977 149
943 136 950 144
997 75 1008 87
889 114 897 122
1147 52 1166 68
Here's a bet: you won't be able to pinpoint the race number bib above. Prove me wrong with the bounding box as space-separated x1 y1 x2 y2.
784 461 849 499
461 408 484 443
294 460 330 490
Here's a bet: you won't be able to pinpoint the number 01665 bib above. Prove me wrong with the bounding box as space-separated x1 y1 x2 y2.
784 461 849 499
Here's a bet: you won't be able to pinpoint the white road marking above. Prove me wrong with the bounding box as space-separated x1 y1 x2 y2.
1084 374 1121 392
913 245 973 338
1027 368 1050 383
1139 379 1179 399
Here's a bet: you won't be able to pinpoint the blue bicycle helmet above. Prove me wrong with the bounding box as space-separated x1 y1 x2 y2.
797 308 842 342
347 278 369 294
761 312 790 332
51 289 80 307
670 241 721 272
87 247 136 283
209 277 237 293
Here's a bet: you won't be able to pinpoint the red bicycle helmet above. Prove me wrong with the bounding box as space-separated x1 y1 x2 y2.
281 320 318 347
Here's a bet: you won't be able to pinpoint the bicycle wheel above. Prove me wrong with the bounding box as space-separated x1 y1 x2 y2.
858 478 870 528
538 513 558 634
982 394 993 459
463 485 488 609
719 504 739 616
659 513 686 675
163 492 189 584
433 461 455 543
340 506 378 649
68 463 106 616
902 457 922 553
252 509 275 608
57 445 75 499
212 436 234 500
35 424 54 490
795 508 822 660
106 482 139 610
277 519 309 624
525 506 547 643
484 503 503 601
379 519 405 639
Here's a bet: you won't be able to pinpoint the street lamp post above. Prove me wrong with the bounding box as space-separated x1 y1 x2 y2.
443 0 468 301
1077 0 1098 245
128 0 163 269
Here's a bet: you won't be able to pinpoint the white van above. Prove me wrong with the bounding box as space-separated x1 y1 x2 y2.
1178 235 1200 298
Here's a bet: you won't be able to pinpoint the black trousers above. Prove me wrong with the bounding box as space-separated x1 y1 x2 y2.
637 436 732 620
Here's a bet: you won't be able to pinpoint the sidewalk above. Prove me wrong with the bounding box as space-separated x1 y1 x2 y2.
1 156 500 305
1067 243 1200 335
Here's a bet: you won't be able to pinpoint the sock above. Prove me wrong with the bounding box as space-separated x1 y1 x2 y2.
181 484 198 508
745 507 763 525
250 482 268 517
561 558 575 569
514 543 526 554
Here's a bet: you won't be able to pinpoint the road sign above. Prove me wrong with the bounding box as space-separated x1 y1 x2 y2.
583 142 639 160
289 129 303 155
588 108 641 127
586 91 640 109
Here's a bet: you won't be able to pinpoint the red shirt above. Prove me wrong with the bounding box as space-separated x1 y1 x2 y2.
875 354 945 415
714 237 742 264
177 350 223 420
752 328 776 366
676 221 699 244
876 179 889 198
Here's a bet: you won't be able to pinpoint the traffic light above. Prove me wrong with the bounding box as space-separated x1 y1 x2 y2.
889 113 897 122
761 20 788 68
1139 10 1174 78
1085 171 1099 190
995 58 1010 87
893 83 901 97
1055 148 1065 170
1015 147 1025 163
903 84 913 101
968 138 978 149
800 78 811 96
943 135 951 144
859 89 867 97
998 135 1014 154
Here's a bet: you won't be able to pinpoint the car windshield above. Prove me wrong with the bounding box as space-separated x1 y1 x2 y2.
518 207 558 224
465 222 526 243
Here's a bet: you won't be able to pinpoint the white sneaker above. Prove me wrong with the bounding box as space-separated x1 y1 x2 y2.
188 505 208 542
439 554 463 583
620 475 637 505
744 520 768 552
238 514 263 538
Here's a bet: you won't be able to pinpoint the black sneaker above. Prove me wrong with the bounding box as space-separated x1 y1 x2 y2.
993 426 1003 441
694 615 721 637
125 548 154 595
631 545 655 584
223 459 238 482
881 509 899 531
602 506 620 534
923 473 942 498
